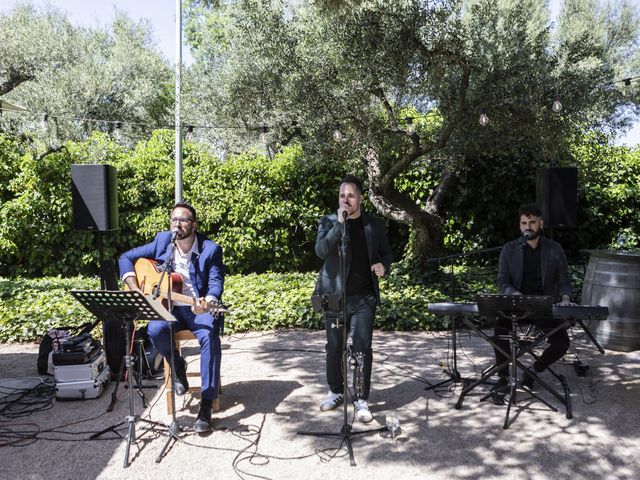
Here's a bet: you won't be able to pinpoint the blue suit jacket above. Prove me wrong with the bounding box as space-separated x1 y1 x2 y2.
118 231 225 300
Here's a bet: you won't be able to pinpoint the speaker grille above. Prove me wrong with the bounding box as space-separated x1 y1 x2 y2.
536 167 577 228
71 164 119 231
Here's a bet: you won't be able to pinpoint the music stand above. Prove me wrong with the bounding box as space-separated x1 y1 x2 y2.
71 290 175 467
456 294 571 429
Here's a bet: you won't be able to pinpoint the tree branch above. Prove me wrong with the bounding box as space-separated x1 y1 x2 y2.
0 70 35 96
364 147 411 223
36 145 70 162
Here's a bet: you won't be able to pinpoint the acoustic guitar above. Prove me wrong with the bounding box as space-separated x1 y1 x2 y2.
128 257 191 304
127 258 226 313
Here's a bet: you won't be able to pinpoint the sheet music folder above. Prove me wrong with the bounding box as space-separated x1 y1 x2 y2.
70 290 176 323
475 294 553 322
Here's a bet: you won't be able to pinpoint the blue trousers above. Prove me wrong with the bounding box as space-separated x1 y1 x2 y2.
148 306 222 400
324 294 376 400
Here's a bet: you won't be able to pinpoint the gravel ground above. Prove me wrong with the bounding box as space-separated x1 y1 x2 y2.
1 328 639 480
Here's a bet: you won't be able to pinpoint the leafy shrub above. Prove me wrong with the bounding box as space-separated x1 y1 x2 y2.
569 136 640 253
0 269 481 342
0 276 100 342
224 272 318 330
0 131 344 277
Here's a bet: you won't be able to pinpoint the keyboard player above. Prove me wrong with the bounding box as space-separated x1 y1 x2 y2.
494 203 575 394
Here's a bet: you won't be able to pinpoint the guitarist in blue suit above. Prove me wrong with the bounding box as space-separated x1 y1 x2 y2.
119 202 224 432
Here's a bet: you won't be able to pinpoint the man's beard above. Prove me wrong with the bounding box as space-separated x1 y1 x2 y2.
176 226 194 239
525 228 541 240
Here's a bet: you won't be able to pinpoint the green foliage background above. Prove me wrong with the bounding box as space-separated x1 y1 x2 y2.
1 131 639 279
0 131 344 277
0 272 454 343
0 130 638 342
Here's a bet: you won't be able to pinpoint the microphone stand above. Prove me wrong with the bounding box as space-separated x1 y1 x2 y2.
298 211 385 467
153 236 182 463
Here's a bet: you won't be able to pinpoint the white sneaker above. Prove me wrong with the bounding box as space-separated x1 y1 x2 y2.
320 391 344 411
354 399 373 423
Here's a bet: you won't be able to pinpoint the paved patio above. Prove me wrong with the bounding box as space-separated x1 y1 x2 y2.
1 328 639 480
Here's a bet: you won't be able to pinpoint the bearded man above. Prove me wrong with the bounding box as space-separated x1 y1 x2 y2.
493 203 573 392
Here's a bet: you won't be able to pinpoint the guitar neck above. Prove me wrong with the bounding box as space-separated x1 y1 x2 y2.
156 288 195 305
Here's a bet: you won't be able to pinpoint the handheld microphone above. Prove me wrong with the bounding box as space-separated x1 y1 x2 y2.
523 231 531 243
171 229 180 242
341 203 349 220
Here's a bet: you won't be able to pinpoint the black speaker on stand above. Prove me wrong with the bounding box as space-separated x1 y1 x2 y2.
71 164 123 375
536 167 578 229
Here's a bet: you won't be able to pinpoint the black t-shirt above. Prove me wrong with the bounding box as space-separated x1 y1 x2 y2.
521 243 544 295
346 215 374 296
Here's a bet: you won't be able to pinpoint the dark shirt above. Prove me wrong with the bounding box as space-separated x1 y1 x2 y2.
521 243 544 295
346 215 374 296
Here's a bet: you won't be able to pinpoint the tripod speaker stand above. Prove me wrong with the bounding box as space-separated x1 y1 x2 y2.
71 290 177 467
424 247 502 391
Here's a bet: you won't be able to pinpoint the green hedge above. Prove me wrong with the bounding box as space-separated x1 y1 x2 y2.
0 270 464 343
0 131 344 277
0 276 101 342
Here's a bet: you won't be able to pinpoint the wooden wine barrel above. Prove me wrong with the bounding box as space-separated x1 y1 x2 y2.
581 250 640 352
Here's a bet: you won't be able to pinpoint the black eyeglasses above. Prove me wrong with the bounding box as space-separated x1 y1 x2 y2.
170 216 194 223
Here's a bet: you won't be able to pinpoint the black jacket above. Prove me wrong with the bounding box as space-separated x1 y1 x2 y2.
314 212 393 304
497 236 572 302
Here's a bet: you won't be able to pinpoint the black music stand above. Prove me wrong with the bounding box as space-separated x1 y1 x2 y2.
455 294 571 429
71 290 175 467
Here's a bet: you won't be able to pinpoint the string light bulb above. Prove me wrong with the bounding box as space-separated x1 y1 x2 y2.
112 121 122 140
624 78 632 96
260 125 268 144
40 113 49 131
406 117 415 134
551 99 563 113
479 109 489 127
185 125 194 140
333 124 343 142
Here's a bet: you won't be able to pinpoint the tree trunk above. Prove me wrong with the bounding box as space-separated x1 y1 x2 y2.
365 147 455 268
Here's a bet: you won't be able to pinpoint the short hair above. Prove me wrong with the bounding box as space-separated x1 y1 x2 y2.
172 202 197 222
340 175 364 195
518 203 542 218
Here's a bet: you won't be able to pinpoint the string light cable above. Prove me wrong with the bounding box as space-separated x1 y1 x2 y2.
2 73 636 138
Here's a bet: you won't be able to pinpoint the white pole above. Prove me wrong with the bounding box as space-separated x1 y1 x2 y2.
174 0 183 203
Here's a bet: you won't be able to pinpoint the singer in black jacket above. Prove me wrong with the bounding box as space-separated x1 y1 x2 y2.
313 175 393 423
494 203 573 391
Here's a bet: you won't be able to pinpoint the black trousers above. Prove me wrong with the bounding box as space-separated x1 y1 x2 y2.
493 317 570 376
324 294 376 400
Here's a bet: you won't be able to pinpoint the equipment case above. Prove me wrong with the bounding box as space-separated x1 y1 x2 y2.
54 350 107 383
52 343 102 366
55 366 110 400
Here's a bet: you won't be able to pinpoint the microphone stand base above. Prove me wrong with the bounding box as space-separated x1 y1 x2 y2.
297 423 387 467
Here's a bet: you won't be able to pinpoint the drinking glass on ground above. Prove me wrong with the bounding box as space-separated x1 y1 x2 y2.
385 412 400 445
